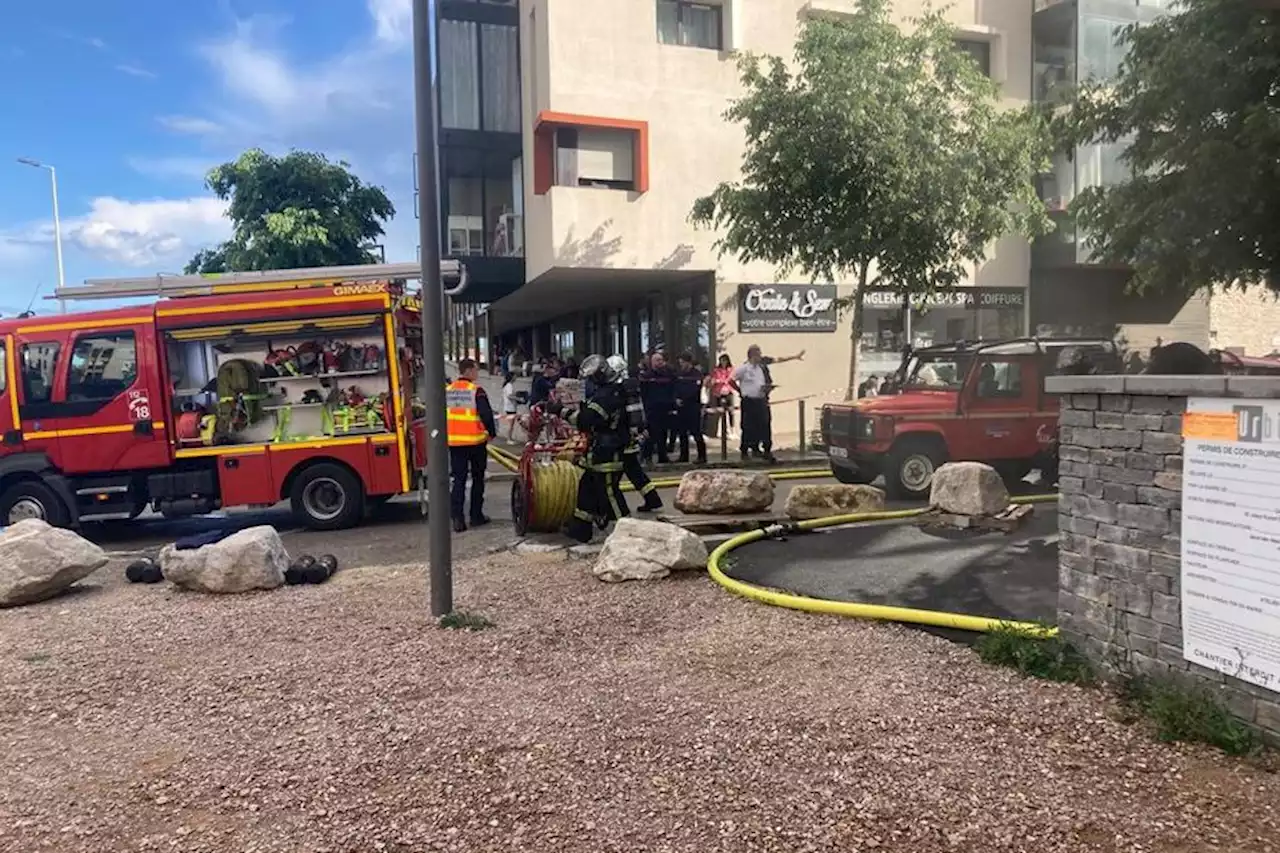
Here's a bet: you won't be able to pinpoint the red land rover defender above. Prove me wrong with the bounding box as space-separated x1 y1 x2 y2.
820 338 1119 500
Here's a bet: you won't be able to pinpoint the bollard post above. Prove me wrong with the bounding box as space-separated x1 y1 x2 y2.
720 408 729 462
798 399 806 458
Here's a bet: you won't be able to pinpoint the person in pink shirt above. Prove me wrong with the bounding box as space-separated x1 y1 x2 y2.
709 354 736 434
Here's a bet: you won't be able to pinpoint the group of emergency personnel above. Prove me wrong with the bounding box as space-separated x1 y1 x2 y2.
445 351 683 544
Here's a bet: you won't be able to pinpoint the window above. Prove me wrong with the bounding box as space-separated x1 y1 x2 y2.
0 340 5 395
975 360 1023 398
480 23 520 132
955 39 991 77
555 127 637 190
440 19 480 130
440 19 520 132
447 177 485 256
1079 15 1129 83
21 342 61 404
657 1 723 50
67 332 137 401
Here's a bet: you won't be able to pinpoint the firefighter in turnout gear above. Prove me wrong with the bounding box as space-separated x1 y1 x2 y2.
545 354 631 543
614 355 662 512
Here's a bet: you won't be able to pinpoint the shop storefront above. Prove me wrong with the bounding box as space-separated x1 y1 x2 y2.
858 287 1026 390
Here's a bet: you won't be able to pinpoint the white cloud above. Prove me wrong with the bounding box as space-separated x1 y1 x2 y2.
157 115 225 136
368 0 412 44
69 198 231 266
115 63 156 79
1 198 231 269
127 156 220 181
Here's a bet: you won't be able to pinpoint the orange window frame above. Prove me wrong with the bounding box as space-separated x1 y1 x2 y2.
532 111 649 195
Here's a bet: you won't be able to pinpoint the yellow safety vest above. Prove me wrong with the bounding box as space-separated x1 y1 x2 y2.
445 379 487 446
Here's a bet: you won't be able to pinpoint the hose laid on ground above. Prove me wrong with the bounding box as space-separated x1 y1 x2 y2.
707 494 1060 637
487 443 832 491
488 443 835 533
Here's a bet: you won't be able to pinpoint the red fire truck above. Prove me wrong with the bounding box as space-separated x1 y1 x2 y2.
0 262 459 531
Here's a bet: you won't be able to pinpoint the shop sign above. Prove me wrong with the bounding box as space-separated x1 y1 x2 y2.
738 284 838 333
861 288 1026 310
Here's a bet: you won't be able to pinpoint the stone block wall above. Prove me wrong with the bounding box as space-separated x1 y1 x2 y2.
1046 375 1280 739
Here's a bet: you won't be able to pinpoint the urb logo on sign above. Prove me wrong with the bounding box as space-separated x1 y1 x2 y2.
1233 405 1272 442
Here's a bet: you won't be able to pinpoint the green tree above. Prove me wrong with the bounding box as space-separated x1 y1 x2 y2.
1057 0 1280 296
690 2 1051 398
184 149 395 274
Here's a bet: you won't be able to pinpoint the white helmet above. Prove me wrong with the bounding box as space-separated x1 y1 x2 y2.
606 355 628 383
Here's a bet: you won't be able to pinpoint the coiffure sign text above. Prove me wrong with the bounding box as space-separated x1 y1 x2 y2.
738 284 838 333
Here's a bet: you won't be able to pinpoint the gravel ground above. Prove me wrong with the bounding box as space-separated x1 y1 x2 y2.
2 555 1277 853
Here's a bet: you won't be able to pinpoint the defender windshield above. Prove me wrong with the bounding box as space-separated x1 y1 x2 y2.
902 354 972 390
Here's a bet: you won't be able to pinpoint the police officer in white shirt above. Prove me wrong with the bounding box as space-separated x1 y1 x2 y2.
731 345 803 463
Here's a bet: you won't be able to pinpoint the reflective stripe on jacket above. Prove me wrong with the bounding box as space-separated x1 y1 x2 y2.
446 379 487 446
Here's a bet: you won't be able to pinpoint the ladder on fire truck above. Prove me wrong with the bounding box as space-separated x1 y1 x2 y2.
50 260 468 302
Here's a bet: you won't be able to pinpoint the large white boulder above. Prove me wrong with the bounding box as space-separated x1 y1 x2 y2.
160 526 288 594
593 518 709 582
929 462 1010 517
784 483 887 520
674 469 774 514
0 519 108 607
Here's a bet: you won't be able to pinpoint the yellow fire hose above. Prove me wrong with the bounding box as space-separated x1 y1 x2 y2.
707 494 1060 637
490 444 1057 635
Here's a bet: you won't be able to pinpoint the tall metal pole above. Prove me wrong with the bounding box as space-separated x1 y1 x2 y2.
412 0 453 616
48 166 66 314
17 157 67 314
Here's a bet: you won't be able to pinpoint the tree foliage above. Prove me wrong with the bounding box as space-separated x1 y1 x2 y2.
1056 0 1280 296
690 1 1051 397
184 149 395 274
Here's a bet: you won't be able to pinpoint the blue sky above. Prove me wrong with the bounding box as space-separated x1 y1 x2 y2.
0 0 423 315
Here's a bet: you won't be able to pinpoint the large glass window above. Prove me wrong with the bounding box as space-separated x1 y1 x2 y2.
484 175 516 256
20 342 60 404
480 23 520 132
555 127 637 191
67 332 137 401
1032 4 1075 105
657 1 722 51
955 39 991 77
440 19 480 130
1079 15 1129 82
447 177 485 256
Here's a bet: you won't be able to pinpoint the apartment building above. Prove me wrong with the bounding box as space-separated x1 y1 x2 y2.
435 0 1270 445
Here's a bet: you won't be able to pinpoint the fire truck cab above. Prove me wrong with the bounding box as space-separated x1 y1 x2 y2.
0 262 455 531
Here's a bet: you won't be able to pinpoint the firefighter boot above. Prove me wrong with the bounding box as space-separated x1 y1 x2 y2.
565 517 593 543
639 491 663 513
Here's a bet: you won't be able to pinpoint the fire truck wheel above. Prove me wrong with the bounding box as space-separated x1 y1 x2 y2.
885 439 946 501
290 463 365 531
0 479 71 528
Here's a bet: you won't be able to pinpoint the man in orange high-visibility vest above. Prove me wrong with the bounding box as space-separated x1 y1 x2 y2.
446 358 497 533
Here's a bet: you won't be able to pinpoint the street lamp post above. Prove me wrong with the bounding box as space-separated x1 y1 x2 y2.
412 0 454 617
17 158 67 314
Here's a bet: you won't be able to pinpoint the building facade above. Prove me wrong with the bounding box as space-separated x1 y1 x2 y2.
434 0 1272 447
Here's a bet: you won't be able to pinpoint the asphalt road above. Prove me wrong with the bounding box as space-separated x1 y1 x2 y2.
81 470 1057 625
725 510 1060 625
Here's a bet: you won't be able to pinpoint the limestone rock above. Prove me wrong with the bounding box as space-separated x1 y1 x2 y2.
929 462 1009 516
673 469 774 514
0 519 108 607
593 518 708 582
784 483 886 520
160 526 288 594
